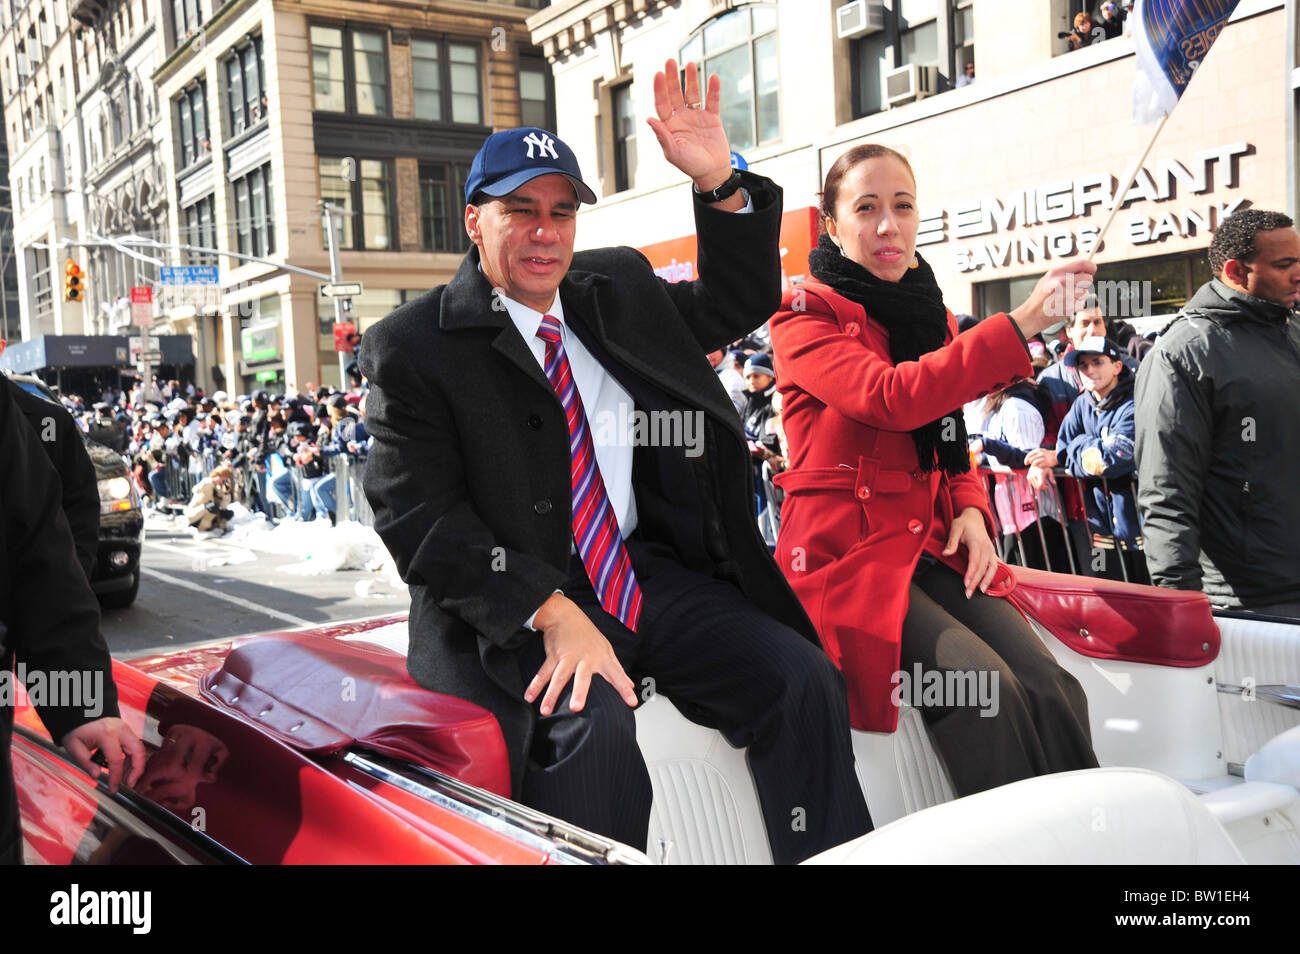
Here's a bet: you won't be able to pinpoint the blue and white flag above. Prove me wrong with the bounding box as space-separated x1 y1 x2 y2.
1132 0 1241 123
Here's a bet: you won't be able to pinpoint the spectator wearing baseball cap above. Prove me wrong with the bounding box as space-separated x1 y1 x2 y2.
1027 336 1147 582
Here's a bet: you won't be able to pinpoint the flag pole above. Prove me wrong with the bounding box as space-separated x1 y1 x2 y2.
1087 112 1170 262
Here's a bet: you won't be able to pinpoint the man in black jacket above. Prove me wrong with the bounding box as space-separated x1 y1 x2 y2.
1136 210 1300 615
362 62 869 863
3 377 99 582
1 379 144 864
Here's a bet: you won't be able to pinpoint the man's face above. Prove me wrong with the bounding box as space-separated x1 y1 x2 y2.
746 372 774 392
466 174 578 313
1102 3 1118 19
1232 228 1300 308
1068 308 1107 348
964 62 974 76
1076 354 1121 394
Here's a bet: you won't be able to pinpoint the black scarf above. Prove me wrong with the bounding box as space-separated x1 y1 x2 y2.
808 232 970 476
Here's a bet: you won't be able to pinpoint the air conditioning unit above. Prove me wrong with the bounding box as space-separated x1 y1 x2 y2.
836 0 885 39
885 63 938 107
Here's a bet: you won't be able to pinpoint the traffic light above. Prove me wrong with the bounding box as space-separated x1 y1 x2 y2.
64 260 84 302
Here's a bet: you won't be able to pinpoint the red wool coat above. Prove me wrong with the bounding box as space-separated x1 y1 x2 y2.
770 279 1033 732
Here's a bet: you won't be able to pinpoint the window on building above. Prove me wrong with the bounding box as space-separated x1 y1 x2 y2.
448 42 480 124
518 52 552 129
318 157 354 250
319 156 393 250
418 161 470 253
360 159 394 250
172 0 202 45
231 163 274 258
225 35 266 135
353 29 387 115
411 37 482 124
852 0 948 118
953 0 974 75
678 4 779 153
611 82 636 193
310 24 388 115
310 25 345 111
31 246 52 319
177 81 209 168
182 195 217 265
15 41 26 79
411 38 442 120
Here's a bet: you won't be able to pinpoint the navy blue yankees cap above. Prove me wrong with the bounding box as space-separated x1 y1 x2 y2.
464 127 598 207
1064 336 1123 368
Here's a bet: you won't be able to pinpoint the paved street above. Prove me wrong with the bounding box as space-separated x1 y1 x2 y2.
101 518 411 659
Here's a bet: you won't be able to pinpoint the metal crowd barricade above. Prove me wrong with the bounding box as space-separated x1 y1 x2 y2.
163 448 219 505
976 465 1145 583
979 466 1077 575
332 453 374 526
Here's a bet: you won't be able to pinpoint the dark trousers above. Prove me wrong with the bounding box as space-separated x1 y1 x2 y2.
901 558 1099 797
516 539 873 864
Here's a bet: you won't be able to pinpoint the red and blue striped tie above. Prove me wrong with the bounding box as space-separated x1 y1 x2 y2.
536 315 643 632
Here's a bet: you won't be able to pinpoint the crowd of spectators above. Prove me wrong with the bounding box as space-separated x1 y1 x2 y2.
959 292 1149 582
16 210 1295 618
53 375 371 534
711 283 1155 580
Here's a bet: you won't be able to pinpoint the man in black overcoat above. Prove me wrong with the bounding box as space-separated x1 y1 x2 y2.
0 378 144 864
361 60 870 864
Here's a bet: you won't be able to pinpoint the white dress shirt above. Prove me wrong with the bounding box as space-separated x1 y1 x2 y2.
497 290 640 538
488 190 753 629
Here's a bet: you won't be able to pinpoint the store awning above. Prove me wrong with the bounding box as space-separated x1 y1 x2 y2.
0 335 196 374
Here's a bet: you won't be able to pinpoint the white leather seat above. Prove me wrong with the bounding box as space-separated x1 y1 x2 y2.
635 695 958 863
804 767 1246 865
636 694 772 864
852 705 956 826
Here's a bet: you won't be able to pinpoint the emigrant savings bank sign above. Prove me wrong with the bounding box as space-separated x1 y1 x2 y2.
916 141 1253 273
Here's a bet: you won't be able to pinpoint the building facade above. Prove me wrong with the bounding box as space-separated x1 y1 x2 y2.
152 0 551 396
529 0 1290 325
4 0 552 396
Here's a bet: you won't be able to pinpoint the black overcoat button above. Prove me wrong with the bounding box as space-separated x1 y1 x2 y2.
534 499 552 515
527 414 543 429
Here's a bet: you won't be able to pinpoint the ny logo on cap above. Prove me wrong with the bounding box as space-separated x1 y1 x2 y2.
522 131 559 160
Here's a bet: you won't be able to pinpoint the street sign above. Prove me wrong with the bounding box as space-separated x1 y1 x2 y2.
128 335 160 361
320 281 363 298
139 351 164 363
131 286 153 327
161 266 218 285
332 321 357 352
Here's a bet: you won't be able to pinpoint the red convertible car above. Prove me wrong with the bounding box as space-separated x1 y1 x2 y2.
13 569 1300 864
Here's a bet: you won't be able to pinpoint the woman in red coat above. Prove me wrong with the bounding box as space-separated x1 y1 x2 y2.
770 144 1099 796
